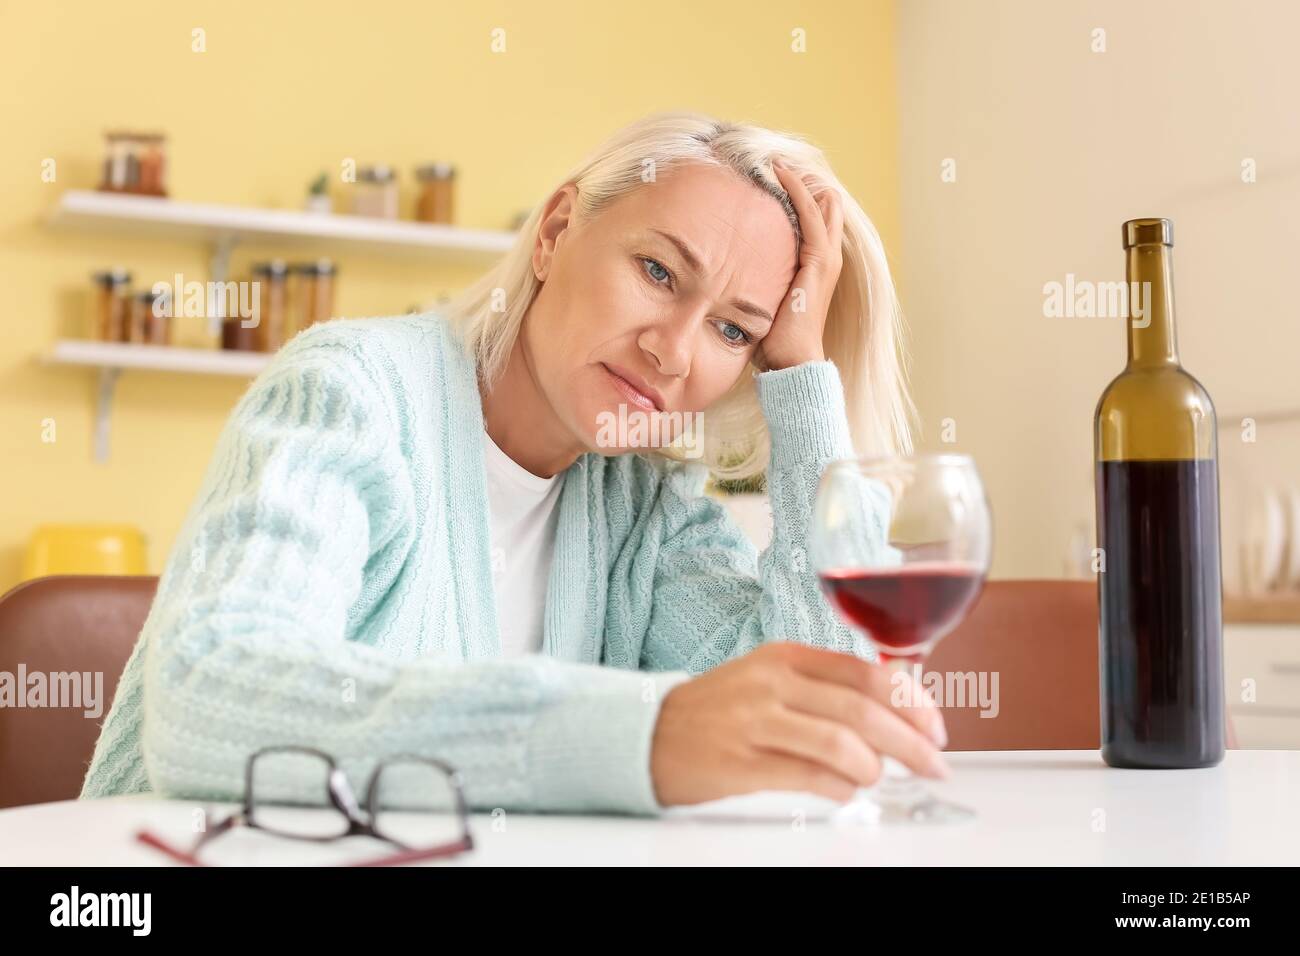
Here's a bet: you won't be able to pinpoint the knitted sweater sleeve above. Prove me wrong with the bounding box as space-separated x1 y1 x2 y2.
132 331 689 816
638 360 895 673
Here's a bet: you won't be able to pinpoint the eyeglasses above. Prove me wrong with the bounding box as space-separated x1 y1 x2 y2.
136 746 475 866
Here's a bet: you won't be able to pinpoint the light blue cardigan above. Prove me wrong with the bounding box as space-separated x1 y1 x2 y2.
80 311 883 815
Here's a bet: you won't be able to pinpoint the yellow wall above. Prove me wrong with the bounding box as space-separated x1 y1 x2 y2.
0 0 899 591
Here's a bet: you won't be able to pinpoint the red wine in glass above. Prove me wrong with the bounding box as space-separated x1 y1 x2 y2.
819 563 985 663
812 454 991 824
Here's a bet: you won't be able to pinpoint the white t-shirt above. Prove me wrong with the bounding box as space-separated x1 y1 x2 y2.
482 429 566 658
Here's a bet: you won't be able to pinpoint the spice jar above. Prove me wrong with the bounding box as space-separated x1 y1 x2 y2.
251 260 290 352
354 165 398 219
291 259 337 332
141 290 171 344
126 291 167 344
100 135 130 193
415 163 456 224
91 269 132 341
136 134 168 197
220 292 258 351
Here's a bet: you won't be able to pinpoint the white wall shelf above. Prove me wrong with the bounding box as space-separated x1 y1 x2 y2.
48 339 272 377
45 340 273 462
48 190 518 270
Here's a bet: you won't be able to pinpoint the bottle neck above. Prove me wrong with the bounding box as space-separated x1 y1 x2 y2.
1125 244 1179 369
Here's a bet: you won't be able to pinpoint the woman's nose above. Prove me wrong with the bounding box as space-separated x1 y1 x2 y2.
638 312 696 379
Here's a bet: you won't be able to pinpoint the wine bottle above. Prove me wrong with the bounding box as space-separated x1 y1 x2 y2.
1094 218 1225 769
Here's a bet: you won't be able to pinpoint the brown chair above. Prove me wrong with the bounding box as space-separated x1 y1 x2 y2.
927 579 1238 751
925 580 1100 750
0 574 158 809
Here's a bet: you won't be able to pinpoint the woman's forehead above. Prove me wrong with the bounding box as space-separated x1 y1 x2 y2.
612 164 798 278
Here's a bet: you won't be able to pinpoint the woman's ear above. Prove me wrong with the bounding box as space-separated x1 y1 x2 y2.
533 182 579 282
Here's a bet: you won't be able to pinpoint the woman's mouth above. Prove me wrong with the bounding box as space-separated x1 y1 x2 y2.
600 363 664 413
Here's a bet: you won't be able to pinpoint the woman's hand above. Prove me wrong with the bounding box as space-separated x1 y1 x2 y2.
650 641 950 807
755 164 845 372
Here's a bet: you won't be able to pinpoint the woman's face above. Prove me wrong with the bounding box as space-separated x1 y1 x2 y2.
521 162 798 454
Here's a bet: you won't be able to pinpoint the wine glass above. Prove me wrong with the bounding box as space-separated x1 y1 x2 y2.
810 453 993 824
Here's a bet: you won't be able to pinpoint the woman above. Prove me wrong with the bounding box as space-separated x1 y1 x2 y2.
81 111 948 815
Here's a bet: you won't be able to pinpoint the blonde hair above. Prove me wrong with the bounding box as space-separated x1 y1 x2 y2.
441 110 915 481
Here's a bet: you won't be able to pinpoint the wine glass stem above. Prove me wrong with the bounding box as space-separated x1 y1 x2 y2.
874 654 932 807
879 653 931 709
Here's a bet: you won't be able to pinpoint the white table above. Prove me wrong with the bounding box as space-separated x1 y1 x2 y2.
2 751 1295 866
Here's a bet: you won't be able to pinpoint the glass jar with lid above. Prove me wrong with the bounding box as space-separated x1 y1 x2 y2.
127 290 168 344
91 269 132 341
354 165 399 219
221 309 257 351
291 259 337 332
141 289 171 344
415 163 456 224
136 134 168 197
251 260 290 352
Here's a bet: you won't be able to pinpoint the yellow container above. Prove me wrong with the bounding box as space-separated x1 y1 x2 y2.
21 524 148 580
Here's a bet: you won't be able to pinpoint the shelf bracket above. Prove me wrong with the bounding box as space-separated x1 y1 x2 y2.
210 233 236 281
209 233 238 339
93 366 121 463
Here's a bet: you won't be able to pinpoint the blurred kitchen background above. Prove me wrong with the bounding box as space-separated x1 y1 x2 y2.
2 2 1297 740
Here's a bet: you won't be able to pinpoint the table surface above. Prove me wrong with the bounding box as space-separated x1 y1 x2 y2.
2 750 1295 866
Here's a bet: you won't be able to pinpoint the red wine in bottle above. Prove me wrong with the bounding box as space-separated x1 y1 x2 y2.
1094 218 1225 769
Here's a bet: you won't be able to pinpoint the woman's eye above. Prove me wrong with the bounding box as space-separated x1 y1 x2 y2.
638 256 673 286
715 320 753 348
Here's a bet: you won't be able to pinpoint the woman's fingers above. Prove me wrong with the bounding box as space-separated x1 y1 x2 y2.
742 751 860 805
774 163 830 255
782 671 949 780
821 188 844 263
775 164 844 268
751 705 882 788
775 642 948 747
